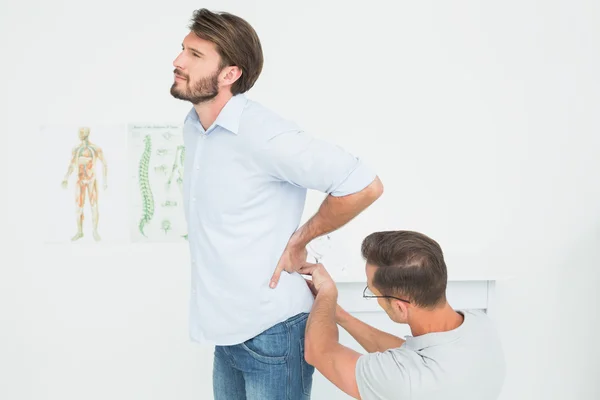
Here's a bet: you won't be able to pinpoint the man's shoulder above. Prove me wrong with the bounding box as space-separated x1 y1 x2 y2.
357 346 418 369
355 349 413 399
460 309 499 335
239 99 302 140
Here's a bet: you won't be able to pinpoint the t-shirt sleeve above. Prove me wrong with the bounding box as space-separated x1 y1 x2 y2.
257 128 377 196
355 350 411 400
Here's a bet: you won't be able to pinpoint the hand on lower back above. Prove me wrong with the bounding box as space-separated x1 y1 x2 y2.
270 241 308 288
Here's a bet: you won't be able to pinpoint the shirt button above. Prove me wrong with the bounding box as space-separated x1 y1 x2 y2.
196 165 200 170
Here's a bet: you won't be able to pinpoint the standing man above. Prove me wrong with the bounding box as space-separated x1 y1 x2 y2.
302 231 506 399
170 9 383 400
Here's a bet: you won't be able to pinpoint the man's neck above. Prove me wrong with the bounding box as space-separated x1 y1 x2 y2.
408 303 464 337
193 91 233 131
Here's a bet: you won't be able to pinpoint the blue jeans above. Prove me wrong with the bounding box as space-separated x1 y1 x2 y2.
213 312 315 399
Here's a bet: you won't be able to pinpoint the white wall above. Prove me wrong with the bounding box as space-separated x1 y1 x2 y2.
1 0 599 399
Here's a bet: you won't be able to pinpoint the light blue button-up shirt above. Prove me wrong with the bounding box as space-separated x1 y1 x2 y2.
182 93 377 345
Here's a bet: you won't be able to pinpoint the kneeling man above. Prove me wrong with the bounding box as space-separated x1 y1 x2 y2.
301 230 506 400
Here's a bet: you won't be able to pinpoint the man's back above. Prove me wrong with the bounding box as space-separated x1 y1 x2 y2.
356 309 506 400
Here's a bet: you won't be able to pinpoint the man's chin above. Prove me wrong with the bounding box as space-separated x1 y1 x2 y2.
170 87 219 105
170 86 189 101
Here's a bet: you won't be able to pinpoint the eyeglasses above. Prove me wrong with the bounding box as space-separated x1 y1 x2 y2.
363 286 410 304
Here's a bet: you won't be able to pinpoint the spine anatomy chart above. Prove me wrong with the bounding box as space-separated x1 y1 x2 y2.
129 124 187 242
138 135 154 236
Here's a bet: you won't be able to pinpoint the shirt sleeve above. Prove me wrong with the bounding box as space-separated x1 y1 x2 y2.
256 129 377 196
355 351 411 400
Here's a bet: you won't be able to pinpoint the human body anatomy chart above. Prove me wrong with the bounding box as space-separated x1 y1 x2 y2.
128 124 188 242
61 127 109 242
42 124 130 244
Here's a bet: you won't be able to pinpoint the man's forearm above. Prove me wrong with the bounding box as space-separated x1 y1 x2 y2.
305 289 339 362
337 307 405 353
293 176 383 247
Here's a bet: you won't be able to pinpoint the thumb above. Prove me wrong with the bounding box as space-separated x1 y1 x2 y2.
298 261 320 276
270 264 283 288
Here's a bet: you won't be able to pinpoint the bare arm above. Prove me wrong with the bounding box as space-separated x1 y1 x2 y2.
294 176 383 248
260 128 384 288
304 282 362 399
336 305 405 353
270 176 383 287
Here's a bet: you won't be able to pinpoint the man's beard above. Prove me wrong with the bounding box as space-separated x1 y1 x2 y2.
170 68 220 105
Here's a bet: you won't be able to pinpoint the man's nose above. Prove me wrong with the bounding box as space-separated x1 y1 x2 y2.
173 52 185 69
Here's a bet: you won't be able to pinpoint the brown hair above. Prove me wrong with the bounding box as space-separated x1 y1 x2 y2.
361 231 448 308
189 9 264 95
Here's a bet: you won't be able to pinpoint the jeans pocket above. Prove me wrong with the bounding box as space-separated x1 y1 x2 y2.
299 339 315 396
240 327 289 365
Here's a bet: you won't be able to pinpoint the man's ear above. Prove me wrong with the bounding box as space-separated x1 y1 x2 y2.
394 299 410 318
220 65 242 86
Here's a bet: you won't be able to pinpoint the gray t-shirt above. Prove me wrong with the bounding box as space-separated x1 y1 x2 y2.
355 309 506 400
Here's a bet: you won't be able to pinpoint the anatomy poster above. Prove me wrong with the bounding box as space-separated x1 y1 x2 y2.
42 124 130 244
128 124 188 242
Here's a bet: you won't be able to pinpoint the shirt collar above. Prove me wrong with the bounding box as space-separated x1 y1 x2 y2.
403 311 467 351
213 93 247 135
184 93 247 135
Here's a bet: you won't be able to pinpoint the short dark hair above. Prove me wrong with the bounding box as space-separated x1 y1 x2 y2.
361 231 448 308
189 9 263 95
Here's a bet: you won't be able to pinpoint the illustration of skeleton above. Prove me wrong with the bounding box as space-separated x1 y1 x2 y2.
167 145 187 240
154 164 169 175
61 127 108 242
167 145 185 189
161 219 172 234
138 135 154 237
128 124 188 242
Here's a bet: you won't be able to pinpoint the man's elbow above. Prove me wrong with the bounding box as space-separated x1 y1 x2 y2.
366 176 384 202
304 337 316 366
373 176 384 197
304 336 322 367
